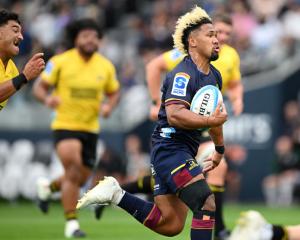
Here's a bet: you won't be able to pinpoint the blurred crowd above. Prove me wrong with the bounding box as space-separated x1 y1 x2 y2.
0 133 150 200
1 0 300 104
263 100 300 205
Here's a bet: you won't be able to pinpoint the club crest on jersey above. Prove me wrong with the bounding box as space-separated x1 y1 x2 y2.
171 72 190 96
186 159 199 171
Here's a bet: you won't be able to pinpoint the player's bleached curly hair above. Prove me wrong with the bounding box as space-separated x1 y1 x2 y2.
173 6 212 55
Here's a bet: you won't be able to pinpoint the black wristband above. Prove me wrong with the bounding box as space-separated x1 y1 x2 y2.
12 73 28 90
152 100 158 105
215 145 225 154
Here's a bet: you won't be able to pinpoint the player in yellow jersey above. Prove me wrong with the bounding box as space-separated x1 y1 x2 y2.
119 14 243 240
0 9 45 111
33 19 120 238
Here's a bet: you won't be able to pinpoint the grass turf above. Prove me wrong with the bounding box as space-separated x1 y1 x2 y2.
0 201 299 240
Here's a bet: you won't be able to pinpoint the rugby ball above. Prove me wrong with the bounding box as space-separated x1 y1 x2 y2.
190 85 223 116
195 141 215 166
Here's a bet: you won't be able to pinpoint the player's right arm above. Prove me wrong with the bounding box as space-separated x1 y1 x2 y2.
146 54 168 121
0 53 45 102
164 68 227 129
226 48 243 116
166 102 227 129
146 49 183 121
33 78 60 108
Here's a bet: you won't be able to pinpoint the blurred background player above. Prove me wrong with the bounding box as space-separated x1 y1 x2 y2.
229 210 300 240
77 6 228 240
0 9 45 110
33 18 120 238
121 13 243 240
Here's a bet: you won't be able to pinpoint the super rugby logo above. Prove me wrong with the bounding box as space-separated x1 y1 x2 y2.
171 72 190 97
199 93 211 115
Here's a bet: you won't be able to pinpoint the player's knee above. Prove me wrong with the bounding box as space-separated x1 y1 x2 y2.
79 174 90 186
178 179 213 214
202 194 215 212
164 219 184 236
65 165 81 183
165 228 182 237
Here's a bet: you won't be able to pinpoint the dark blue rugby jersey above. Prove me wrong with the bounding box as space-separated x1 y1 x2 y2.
152 56 222 156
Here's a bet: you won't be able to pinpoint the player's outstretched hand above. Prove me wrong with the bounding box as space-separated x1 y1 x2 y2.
202 150 223 173
208 103 228 127
23 53 45 81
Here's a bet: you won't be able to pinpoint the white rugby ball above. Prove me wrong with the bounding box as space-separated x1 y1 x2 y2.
190 85 223 116
195 141 215 166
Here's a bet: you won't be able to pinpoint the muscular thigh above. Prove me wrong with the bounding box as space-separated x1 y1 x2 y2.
56 139 91 183
56 139 82 168
154 194 188 225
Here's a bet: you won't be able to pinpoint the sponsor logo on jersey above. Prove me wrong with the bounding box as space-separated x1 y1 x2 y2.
70 88 98 99
160 127 176 138
171 72 190 97
97 75 104 81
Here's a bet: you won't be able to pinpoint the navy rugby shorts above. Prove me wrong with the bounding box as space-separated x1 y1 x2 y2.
150 141 202 196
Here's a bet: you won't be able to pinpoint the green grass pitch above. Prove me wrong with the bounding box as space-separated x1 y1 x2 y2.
0 201 299 240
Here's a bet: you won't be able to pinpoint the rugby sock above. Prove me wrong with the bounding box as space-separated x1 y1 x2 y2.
118 192 161 229
272 225 288 240
191 210 215 240
122 175 154 194
209 185 226 236
65 210 77 220
50 181 60 193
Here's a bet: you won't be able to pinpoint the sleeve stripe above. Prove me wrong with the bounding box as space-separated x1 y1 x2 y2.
165 98 191 107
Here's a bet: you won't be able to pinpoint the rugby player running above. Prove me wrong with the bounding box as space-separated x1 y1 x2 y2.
77 6 228 240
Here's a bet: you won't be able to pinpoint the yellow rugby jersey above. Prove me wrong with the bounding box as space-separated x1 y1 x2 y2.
163 49 184 72
41 48 120 133
0 59 19 111
163 44 241 93
211 44 241 93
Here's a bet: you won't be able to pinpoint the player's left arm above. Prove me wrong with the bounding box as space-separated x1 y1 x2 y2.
227 50 243 116
202 126 225 173
101 90 120 118
146 49 182 121
101 64 120 118
146 54 167 107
